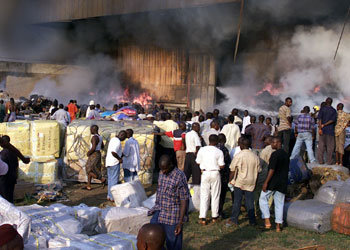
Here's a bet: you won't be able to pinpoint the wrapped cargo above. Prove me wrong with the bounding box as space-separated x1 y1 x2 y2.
18 160 58 184
49 203 101 234
0 120 31 156
142 193 157 209
335 179 350 204
30 120 61 162
19 204 83 236
286 199 333 233
64 120 155 184
96 207 149 235
111 180 147 208
314 181 344 205
0 195 31 243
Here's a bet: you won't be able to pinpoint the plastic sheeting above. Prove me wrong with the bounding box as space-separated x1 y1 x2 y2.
111 180 147 208
96 207 149 235
314 181 344 205
64 120 155 184
18 160 58 184
286 199 333 233
335 179 350 204
141 193 156 209
0 195 31 243
18 204 83 236
49 203 101 234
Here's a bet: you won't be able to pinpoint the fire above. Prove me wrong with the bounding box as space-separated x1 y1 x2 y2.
117 87 153 107
256 83 284 96
313 85 321 93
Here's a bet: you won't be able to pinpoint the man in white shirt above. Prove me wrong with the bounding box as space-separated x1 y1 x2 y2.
203 121 220 146
106 130 127 201
242 110 251 134
196 134 225 224
86 100 94 118
232 108 243 126
201 112 213 135
51 104 70 127
86 104 101 120
184 123 202 186
221 115 241 151
122 129 140 182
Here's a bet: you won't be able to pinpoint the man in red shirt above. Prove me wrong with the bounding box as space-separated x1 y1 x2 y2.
67 100 78 121
154 122 187 171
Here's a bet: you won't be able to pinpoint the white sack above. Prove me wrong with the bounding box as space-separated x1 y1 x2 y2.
142 194 156 209
0 195 31 242
314 181 344 205
96 207 149 235
111 180 147 208
335 179 350 204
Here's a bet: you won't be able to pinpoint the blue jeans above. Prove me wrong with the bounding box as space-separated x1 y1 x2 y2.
150 211 182 250
259 190 285 224
107 164 120 200
230 187 256 225
290 132 316 163
123 169 138 182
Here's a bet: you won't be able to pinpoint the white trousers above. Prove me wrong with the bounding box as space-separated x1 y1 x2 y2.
199 171 221 218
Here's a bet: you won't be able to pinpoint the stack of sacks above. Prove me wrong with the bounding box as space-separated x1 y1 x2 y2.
0 120 62 184
0 195 31 243
111 180 147 208
285 180 350 233
64 120 155 184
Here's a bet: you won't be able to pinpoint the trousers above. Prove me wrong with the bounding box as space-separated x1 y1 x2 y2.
317 134 335 165
278 129 291 155
259 190 285 224
107 164 120 200
199 171 221 219
151 211 182 250
184 153 201 185
231 187 256 225
176 150 186 171
290 132 316 163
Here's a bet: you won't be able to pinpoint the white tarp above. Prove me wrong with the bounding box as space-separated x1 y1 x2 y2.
111 180 147 208
49 203 101 234
0 195 31 243
141 193 156 210
18 204 83 236
96 207 149 235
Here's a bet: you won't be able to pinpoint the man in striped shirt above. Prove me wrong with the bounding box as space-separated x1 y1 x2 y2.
290 106 316 163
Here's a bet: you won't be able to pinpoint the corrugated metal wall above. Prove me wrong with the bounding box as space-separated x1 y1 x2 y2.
117 44 215 111
35 0 239 23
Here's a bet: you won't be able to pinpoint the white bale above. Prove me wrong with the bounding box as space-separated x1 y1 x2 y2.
335 179 350 204
314 181 344 205
142 193 156 209
48 234 89 249
96 207 149 235
48 203 100 234
0 195 31 243
24 233 48 250
87 231 137 250
18 204 83 235
111 180 147 208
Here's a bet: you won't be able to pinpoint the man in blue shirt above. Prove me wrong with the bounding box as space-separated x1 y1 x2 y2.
317 97 337 164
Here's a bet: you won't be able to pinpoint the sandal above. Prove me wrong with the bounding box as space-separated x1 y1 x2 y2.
82 186 92 191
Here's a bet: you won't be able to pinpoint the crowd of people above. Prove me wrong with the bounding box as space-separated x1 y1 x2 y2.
1 94 350 250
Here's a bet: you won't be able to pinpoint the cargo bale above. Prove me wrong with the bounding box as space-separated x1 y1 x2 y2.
64 120 155 184
0 120 31 156
18 160 58 184
30 120 61 162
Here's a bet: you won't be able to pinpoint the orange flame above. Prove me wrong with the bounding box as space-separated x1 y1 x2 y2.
256 83 284 96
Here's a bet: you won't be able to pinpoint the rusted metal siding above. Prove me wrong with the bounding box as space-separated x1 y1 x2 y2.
35 0 240 23
117 44 215 111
